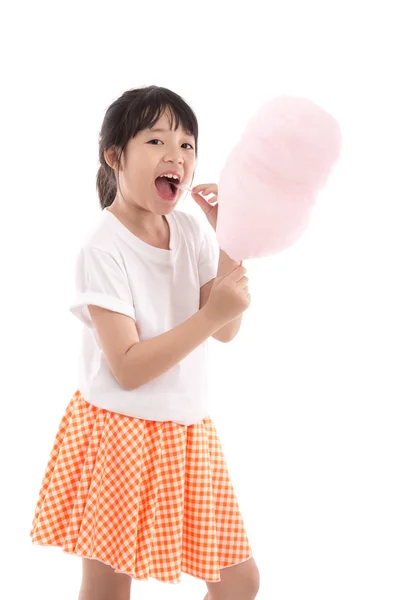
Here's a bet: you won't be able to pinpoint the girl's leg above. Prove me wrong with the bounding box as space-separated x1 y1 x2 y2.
78 558 132 600
204 557 260 600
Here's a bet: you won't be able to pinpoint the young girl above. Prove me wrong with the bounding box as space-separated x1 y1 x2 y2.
30 86 260 600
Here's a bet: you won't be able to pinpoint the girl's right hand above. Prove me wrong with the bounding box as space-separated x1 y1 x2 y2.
203 266 251 326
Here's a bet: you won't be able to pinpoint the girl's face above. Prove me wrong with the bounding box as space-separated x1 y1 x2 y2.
113 110 196 214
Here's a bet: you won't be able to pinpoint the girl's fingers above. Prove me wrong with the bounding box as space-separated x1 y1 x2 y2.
191 192 213 214
191 183 218 197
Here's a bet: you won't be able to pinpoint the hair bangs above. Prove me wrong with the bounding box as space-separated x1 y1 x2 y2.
125 87 198 143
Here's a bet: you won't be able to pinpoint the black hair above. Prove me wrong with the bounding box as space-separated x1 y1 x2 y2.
96 86 198 209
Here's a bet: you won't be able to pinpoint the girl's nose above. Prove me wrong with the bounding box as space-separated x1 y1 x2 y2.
163 150 184 164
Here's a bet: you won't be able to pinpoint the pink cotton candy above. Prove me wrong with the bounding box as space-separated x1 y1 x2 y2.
216 96 342 261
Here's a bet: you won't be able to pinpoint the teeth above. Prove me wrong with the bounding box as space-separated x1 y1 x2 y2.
161 173 179 180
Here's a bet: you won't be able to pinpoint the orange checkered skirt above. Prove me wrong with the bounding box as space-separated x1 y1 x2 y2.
30 391 252 584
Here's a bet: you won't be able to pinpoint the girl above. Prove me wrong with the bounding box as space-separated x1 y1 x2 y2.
30 86 260 600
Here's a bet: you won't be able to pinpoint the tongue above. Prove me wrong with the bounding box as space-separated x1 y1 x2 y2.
155 177 175 199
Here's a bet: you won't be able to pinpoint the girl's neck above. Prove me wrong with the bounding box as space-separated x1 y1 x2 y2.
107 199 171 249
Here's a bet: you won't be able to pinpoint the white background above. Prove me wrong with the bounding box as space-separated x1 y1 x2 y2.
1 1 399 599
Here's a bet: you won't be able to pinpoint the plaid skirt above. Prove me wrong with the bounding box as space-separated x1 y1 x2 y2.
30 391 253 584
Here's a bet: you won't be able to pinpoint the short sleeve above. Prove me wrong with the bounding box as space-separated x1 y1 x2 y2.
198 221 220 288
70 246 135 328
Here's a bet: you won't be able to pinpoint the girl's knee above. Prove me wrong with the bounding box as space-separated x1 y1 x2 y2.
206 557 260 599
79 558 132 600
244 558 261 597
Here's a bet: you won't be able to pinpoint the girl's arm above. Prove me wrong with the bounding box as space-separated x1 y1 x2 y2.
88 304 224 391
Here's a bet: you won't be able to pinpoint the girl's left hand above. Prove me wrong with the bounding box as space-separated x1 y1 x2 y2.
191 183 219 231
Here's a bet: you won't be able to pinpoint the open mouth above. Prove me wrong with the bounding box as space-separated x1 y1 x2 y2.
154 174 180 201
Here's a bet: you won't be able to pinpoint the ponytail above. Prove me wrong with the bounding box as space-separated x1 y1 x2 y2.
96 162 117 209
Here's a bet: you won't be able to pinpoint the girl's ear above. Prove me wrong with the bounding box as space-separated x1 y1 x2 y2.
104 147 123 171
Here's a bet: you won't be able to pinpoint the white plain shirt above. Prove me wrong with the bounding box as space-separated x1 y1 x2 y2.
70 208 220 426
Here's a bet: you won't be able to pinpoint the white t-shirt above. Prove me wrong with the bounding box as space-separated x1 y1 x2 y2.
70 208 220 426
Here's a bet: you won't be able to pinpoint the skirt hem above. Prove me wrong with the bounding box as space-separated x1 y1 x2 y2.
31 540 253 584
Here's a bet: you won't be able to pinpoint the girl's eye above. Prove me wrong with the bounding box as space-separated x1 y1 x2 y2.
147 139 194 149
